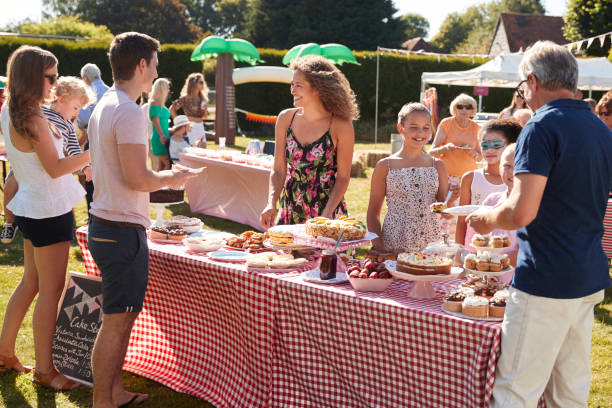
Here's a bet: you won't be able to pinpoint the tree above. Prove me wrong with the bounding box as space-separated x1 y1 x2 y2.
430 12 470 53
564 0 612 56
43 0 203 43
181 0 247 37
498 0 544 14
16 15 114 41
400 13 429 39
239 0 406 50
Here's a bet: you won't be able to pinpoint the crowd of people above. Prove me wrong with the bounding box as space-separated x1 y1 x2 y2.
0 33 610 408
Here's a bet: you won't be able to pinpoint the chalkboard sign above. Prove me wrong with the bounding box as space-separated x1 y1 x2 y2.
52 272 102 386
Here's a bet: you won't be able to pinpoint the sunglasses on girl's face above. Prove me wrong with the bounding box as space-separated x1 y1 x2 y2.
456 104 473 110
481 139 507 150
45 74 58 85
598 111 611 117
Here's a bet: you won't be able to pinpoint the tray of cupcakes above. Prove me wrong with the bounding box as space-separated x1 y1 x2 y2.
442 275 508 321
471 233 512 253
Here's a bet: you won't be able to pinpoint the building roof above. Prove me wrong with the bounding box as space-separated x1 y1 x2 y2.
401 37 436 53
492 13 566 53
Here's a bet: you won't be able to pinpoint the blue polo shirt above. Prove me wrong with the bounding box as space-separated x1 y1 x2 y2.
513 99 612 299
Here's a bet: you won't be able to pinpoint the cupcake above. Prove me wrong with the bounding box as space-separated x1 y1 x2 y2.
462 296 489 318
500 254 510 268
502 235 511 247
464 253 477 269
444 290 466 312
472 234 487 247
488 297 506 318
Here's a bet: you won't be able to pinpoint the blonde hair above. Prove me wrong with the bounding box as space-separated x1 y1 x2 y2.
51 76 94 107
180 73 208 103
289 55 359 121
450 93 477 115
150 78 170 103
397 102 431 125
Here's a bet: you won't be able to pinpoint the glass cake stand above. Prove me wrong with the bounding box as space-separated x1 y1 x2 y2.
151 201 184 227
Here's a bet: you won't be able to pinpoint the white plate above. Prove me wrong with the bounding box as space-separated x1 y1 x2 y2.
442 205 491 217
182 237 224 253
463 266 513 276
384 261 463 281
441 304 503 322
207 250 251 262
190 230 236 240
300 268 348 284
471 245 511 254
149 237 183 244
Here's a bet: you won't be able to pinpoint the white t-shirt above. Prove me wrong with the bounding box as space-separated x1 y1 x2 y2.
169 137 190 161
89 86 151 227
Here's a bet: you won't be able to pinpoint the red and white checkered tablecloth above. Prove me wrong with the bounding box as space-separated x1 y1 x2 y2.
75 225 546 407
603 198 612 259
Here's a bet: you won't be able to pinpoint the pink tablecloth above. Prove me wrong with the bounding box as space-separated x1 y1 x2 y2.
603 198 612 259
76 226 546 408
180 153 270 231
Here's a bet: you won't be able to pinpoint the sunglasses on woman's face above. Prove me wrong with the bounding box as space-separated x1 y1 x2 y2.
45 74 58 85
481 139 507 150
456 104 473 110
598 110 611 117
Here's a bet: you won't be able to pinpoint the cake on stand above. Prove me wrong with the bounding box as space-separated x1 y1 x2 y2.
150 188 185 227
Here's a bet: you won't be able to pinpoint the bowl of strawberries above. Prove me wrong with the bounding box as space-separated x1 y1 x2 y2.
346 259 394 292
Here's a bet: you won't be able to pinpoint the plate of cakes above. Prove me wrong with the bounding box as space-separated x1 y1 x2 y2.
225 231 269 252
149 225 189 243
386 252 461 279
293 216 376 250
463 251 513 276
442 281 508 321
471 233 512 252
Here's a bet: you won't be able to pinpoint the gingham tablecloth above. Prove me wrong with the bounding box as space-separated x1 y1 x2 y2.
76 226 545 408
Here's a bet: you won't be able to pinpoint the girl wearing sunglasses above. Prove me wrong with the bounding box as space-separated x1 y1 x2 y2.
455 119 522 252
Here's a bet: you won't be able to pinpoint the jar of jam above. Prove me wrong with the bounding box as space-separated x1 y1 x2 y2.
319 250 337 280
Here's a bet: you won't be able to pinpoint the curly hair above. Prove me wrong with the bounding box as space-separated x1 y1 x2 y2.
289 55 359 121
478 118 523 144
181 73 209 104
7 45 58 141
596 90 612 114
51 76 95 108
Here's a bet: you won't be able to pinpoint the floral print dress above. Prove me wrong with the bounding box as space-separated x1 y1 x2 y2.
277 113 348 225
382 163 441 253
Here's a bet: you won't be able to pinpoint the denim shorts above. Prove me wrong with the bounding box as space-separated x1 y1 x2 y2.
14 211 74 247
87 218 149 314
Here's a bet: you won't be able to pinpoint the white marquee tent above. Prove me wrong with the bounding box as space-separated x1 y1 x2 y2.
421 53 612 110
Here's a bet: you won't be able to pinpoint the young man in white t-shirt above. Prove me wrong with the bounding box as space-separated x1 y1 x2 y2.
87 32 197 408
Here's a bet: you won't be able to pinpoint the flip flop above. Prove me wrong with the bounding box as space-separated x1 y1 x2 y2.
118 393 148 407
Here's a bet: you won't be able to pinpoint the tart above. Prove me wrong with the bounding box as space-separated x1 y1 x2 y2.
396 252 452 275
429 202 447 213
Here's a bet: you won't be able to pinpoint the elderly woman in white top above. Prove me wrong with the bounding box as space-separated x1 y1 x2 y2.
0 46 88 390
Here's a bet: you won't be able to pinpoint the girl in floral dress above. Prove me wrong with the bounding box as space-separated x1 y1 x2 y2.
367 103 449 253
260 56 359 227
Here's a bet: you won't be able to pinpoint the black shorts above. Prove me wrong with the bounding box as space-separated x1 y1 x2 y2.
14 211 74 247
87 218 149 314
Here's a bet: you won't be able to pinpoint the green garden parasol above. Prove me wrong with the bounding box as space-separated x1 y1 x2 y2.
282 43 359 66
190 36 262 65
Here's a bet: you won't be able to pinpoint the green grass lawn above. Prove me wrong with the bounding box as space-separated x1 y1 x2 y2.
0 140 610 407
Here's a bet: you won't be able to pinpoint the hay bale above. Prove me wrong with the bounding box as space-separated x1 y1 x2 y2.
366 151 389 168
350 160 365 178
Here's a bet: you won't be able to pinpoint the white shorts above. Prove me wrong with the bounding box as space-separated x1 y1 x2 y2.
187 122 205 145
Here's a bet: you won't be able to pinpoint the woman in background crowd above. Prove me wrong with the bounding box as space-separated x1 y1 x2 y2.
0 45 88 390
149 78 171 171
260 55 358 227
595 90 612 130
170 73 209 147
498 91 527 119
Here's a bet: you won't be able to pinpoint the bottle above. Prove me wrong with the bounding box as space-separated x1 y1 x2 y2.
319 250 337 280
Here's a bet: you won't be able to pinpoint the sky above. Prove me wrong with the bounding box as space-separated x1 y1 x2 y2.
1 0 569 41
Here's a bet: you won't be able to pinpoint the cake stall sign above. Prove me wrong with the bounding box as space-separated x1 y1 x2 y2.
52 272 102 386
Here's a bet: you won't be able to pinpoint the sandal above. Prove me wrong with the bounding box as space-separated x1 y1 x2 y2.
32 368 81 391
0 354 32 373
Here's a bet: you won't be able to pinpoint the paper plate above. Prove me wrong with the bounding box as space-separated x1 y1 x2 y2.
207 250 251 262
443 205 491 217
300 268 348 284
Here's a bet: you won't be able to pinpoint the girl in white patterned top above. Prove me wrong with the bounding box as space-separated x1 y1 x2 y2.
367 103 449 253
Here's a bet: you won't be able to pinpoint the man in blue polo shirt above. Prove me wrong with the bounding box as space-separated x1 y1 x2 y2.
468 41 612 407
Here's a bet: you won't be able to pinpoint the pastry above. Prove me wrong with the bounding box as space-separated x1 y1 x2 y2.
463 253 477 269
475 254 490 271
227 231 268 250
396 252 452 275
474 285 497 298
491 235 504 248
365 249 396 262
444 290 467 312
462 296 489 317
472 234 488 247
305 216 366 241
500 254 510 268
429 202 447 213
502 235 511 247
489 254 502 272
489 290 508 318
462 274 482 287
150 225 188 241
267 225 295 245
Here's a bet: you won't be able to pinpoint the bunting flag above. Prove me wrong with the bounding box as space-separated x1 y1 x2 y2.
565 30 612 53
72 285 83 298
599 34 607 47
587 37 595 49
378 47 488 60
63 305 76 320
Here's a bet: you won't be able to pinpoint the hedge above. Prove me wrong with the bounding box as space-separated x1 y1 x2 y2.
2 37 604 140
